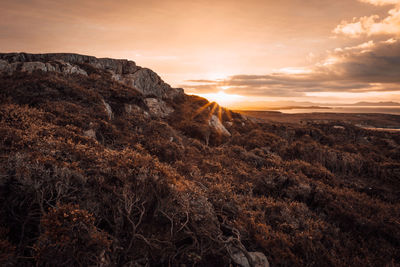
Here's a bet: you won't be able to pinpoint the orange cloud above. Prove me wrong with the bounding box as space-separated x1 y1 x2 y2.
358 0 399 6
182 38 400 99
334 7 400 37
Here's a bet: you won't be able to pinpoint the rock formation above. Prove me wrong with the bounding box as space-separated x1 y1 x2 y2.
209 115 231 136
0 52 231 138
0 52 183 100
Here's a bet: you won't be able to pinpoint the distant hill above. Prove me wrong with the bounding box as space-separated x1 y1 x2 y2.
0 53 399 266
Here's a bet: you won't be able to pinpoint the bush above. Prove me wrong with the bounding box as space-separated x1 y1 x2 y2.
34 204 111 266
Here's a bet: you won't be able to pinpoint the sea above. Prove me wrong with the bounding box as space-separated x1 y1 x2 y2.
277 106 400 115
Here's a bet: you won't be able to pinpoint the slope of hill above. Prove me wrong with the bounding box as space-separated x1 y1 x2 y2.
238 110 400 129
0 53 399 266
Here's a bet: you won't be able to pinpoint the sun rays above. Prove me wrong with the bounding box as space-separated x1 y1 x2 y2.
197 91 243 108
191 98 233 125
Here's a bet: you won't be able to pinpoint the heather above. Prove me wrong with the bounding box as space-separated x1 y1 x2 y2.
0 70 399 266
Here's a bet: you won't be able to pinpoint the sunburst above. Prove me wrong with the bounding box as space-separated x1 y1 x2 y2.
197 91 243 108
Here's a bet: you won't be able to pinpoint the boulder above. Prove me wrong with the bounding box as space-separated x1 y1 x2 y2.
102 100 113 120
124 104 150 118
144 98 174 118
83 129 96 139
209 115 231 136
231 249 270 267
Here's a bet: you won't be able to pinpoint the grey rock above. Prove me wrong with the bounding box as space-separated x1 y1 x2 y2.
209 115 231 136
0 59 11 73
129 68 183 100
124 104 150 118
124 104 134 114
83 129 96 139
0 60 19 74
102 100 113 120
231 249 270 267
112 70 183 100
21 62 47 73
0 59 7 68
45 63 56 72
60 62 87 75
144 98 174 118
333 125 345 130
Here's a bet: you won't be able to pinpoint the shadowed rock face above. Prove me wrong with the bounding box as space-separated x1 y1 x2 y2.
0 52 184 100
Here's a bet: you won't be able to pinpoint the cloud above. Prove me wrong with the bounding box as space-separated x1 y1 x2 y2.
323 39 400 83
182 39 400 97
358 0 399 6
333 6 400 37
180 0 400 100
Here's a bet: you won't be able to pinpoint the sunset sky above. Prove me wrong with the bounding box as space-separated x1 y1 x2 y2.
1 0 400 108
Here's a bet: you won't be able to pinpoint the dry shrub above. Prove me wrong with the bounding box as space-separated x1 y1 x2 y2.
1 71 400 266
34 204 111 266
0 228 15 266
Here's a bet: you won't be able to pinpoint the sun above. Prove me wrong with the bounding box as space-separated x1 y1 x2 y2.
197 91 243 107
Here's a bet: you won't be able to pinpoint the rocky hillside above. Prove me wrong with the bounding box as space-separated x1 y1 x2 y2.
0 53 183 100
0 53 399 266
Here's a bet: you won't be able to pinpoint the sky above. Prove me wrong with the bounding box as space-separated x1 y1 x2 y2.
1 0 400 108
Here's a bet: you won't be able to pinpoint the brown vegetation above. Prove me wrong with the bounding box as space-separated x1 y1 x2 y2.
0 71 399 266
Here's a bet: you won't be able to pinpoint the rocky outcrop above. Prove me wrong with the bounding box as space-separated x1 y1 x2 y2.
112 68 183 100
0 53 138 74
0 53 184 100
19 61 88 75
0 58 89 77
